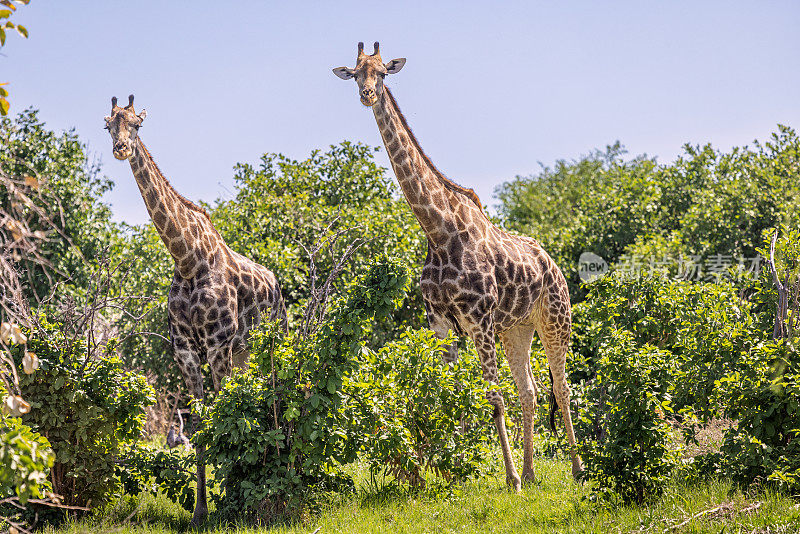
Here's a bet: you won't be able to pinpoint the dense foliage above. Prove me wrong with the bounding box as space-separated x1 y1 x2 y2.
116 443 196 512
12 320 154 507
212 142 426 326
577 330 680 503
497 127 800 297
0 110 118 302
197 260 411 521
344 329 493 486
3 104 800 521
0 413 53 503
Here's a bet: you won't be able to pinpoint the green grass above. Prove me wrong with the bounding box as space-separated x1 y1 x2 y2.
43 448 800 534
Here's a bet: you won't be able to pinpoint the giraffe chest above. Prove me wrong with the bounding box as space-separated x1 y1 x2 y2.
420 244 497 321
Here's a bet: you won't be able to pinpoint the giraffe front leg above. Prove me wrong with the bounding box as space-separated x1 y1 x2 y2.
207 344 234 393
501 326 537 483
171 344 209 526
470 323 521 492
427 307 458 364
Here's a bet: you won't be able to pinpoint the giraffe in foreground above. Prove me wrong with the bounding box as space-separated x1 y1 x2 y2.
333 43 582 490
104 95 287 524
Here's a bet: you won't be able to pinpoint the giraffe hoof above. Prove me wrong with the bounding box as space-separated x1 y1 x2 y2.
506 473 522 493
522 469 536 484
571 460 584 482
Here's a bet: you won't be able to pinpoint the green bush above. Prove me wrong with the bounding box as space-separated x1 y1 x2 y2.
577 329 681 503
115 443 196 512
0 414 53 504
196 260 410 523
715 340 800 492
12 320 154 508
496 126 800 298
344 329 493 486
711 225 800 492
572 272 766 501
574 272 758 421
0 109 119 302
211 142 426 332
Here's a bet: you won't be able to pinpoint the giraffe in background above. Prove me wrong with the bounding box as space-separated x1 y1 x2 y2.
334 43 582 491
104 95 287 524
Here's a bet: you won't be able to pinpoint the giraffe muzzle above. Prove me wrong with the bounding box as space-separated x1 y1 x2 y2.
113 142 131 160
360 89 377 106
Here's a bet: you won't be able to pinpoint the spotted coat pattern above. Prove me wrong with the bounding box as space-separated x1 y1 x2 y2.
104 96 286 524
334 44 582 491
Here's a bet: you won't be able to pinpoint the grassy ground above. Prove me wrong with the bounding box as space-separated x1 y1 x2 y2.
43 448 800 534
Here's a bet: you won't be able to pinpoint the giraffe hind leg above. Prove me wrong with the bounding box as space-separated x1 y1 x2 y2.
207 344 233 392
538 322 583 478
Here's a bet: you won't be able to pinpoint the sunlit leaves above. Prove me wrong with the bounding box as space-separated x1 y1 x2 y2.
0 414 53 505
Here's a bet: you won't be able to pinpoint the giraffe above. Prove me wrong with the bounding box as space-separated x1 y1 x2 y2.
104 95 287 524
333 43 582 491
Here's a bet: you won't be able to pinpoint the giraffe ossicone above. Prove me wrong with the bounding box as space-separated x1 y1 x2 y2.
333 43 583 490
104 95 287 524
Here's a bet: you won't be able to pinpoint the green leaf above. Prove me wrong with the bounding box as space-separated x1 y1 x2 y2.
16 24 26 37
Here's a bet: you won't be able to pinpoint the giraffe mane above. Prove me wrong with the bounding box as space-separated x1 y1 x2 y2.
137 141 212 221
383 86 484 211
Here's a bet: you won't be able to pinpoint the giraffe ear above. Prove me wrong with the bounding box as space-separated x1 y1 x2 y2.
385 58 406 74
138 109 147 121
332 67 355 80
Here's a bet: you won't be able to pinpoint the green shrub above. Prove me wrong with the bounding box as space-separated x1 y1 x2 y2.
716 340 800 492
344 329 493 486
573 273 761 502
196 260 410 523
710 227 800 492
577 329 681 503
496 126 800 298
211 142 426 332
0 414 53 503
116 443 196 512
575 272 757 421
12 320 154 508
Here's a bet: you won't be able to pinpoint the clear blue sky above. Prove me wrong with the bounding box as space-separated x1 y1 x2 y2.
4 1 799 224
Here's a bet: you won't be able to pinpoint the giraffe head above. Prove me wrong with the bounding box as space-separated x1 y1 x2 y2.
332 42 406 106
104 94 147 160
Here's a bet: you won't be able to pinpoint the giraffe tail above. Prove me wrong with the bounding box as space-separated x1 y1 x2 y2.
548 368 559 435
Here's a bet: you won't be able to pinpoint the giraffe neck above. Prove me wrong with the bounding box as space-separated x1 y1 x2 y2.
373 86 489 247
129 138 221 279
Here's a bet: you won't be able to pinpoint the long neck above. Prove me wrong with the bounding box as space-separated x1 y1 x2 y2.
372 86 488 247
129 138 221 278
